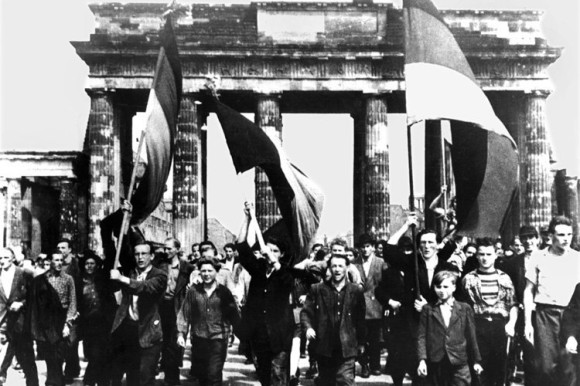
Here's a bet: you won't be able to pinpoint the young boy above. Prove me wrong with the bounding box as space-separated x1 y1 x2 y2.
417 270 483 385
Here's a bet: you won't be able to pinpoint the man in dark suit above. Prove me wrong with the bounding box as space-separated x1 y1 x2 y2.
109 241 168 386
302 254 366 386
236 205 295 386
354 234 389 377
0 247 38 386
157 237 194 385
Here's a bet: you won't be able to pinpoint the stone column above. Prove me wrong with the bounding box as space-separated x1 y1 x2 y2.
5 179 22 249
353 111 366 242
361 95 390 240
522 91 552 231
58 179 79 249
86 90 120 253
254 94 282 231
173 94 205 249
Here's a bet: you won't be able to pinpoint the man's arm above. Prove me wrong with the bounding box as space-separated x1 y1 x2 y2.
388 215 418 246
301 287 317 340
114 269 168 297
66 276 77 323
563 284 580 353
523 279 536 343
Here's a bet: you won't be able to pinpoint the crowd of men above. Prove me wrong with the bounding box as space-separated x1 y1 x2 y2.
0 203 579 386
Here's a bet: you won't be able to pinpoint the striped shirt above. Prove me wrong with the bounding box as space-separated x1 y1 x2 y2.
462 269 516 318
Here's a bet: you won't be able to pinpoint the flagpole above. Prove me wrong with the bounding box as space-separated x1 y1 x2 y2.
113 130 147 270
407 124 421 300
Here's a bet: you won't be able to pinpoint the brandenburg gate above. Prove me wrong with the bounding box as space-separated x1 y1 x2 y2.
64 2 568 252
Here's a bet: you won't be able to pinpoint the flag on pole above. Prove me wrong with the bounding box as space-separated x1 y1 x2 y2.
131 16 182 225
403 0 518 237
213 100 324 261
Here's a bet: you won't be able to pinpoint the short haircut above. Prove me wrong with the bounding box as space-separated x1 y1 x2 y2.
548 216 573 234
433 270 458 286
164 237 181 250
82 250 103 268
397 236 413 250
58 239 72 249
329 238 348 249
476 237 495 249
134 241 153 253
191 242 200 250
50 252 63 260
417 229 439 244
196 257 221 271
264 236 286 254
224 243 236 251
327 253 350 268
357 234 375 247
199 241 217 253
519 225 539 238
0 247 15 259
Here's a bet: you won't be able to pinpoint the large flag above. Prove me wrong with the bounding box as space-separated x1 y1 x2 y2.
131 17 182 224
403 0 518 237
213 100 324 261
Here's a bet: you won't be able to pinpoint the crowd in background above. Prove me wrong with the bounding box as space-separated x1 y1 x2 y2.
0 204 579 386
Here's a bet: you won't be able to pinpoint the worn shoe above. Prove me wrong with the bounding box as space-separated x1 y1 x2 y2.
371 368 381 376
359 364 370 378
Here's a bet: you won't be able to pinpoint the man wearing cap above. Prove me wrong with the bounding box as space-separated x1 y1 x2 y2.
524 216 580 385
496 225 541 386
354 234 389 377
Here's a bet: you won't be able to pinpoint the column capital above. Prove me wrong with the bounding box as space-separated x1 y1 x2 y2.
85 88 115 99
524 89 551 98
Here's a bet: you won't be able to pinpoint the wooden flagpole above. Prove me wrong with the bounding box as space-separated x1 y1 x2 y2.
407 124 421 300
113 130 146 270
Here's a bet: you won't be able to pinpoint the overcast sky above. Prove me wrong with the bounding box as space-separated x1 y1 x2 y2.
0 0 578 239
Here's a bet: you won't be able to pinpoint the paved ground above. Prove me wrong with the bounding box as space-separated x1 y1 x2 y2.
4 339 523 385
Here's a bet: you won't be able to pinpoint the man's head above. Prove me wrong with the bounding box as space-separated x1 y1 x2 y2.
345 247 358 262
397 236 414 255
0 248 16 271
311 243 323 254
329 238 348 255
224 243 236 261
476 237 497 271
57 239 73 259
83 251 101 276
511 236 524 255
375 240 386 257
548 216 574 253
357 234 376 259
164 238 181 261
50 252 64 273
265 236 286 263
328 254 349 284
519 225 539 254
463 243 477 259
133 242 154 271
418 229 438 260
197 257 221 285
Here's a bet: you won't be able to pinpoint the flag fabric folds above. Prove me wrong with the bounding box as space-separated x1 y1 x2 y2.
213 100 324 261
131 17 182 225
403 0 518 237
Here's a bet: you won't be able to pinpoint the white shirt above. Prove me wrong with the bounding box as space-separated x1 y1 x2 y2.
424 256 439 286
128 265 153 321
440 299 454 327
363 255 373 278
1 265 16 299
525 248 580 307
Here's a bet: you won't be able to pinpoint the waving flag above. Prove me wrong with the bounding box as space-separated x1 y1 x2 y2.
213 100 324 261
131 17 182 224
404 0 518 237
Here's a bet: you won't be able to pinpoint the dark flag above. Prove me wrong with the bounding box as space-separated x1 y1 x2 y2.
213 100 324 261
403 0 518 237
131 17 182 224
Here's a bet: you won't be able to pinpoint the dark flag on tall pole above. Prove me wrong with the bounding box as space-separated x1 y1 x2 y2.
213 99 324 261
403 0 518 237
131 16 182 225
